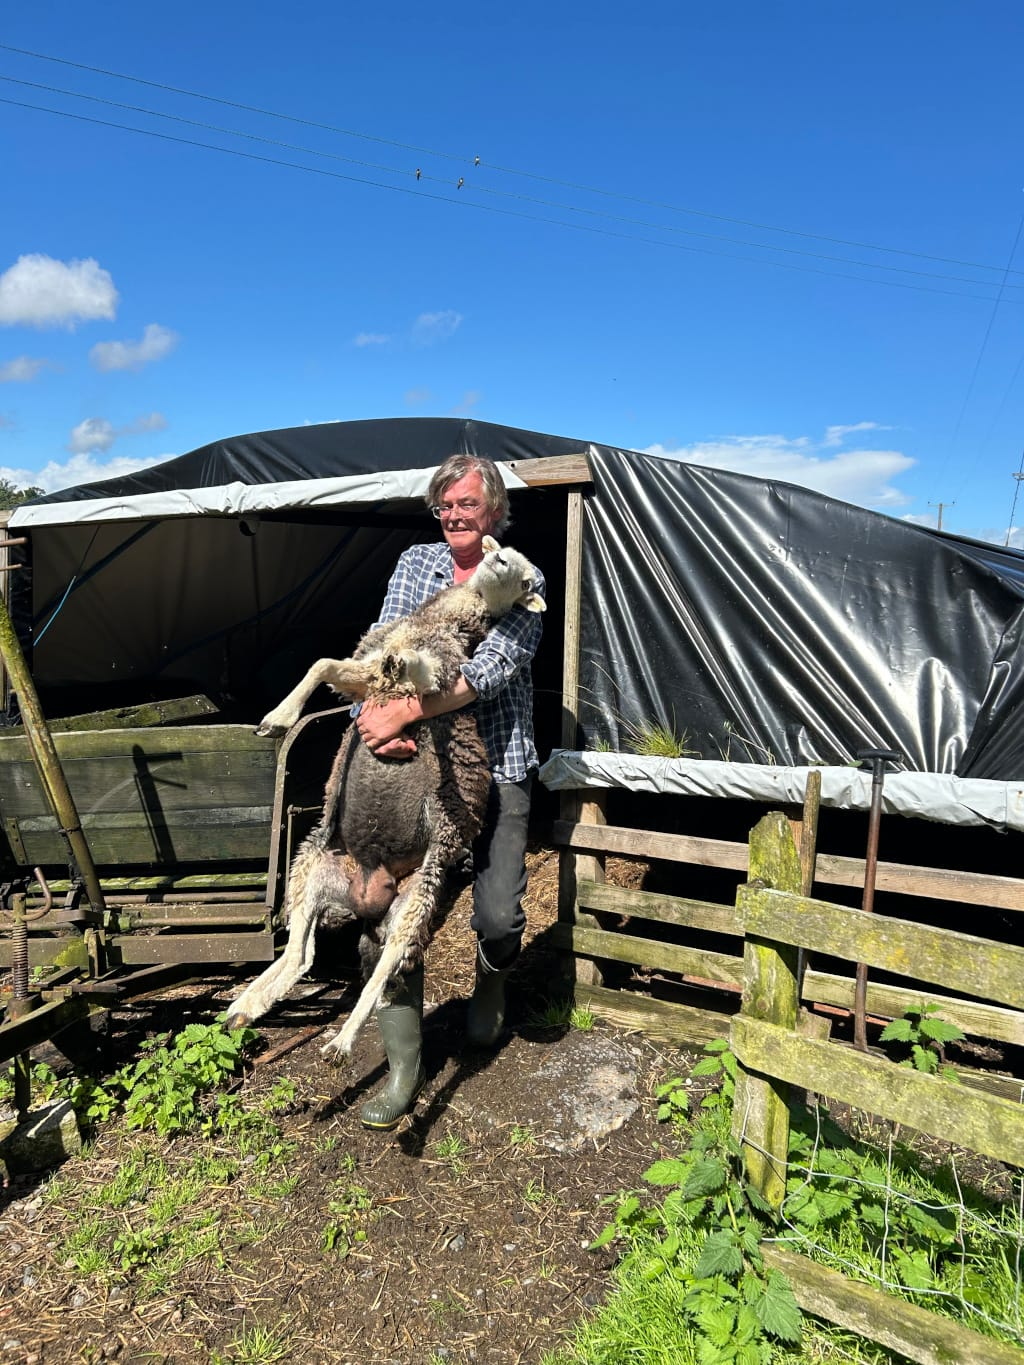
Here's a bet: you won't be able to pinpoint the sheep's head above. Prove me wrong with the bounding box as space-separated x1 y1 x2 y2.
471 536 546 617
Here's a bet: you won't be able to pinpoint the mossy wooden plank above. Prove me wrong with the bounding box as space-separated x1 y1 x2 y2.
0 722 274 758
39 872 267 893
575 981 734 1046
15 805 273 865
579 879 742 935
553 818 749 870
738 886 1024 1011
733 812 803 1208
109 931 276 965
0 750 277 818
733 1015 1024 1168
804 968 1024 1047
0 695 219 735
816 851 1024 914
553 920 744 987
554 821 1024 913
763 1246 1024 1365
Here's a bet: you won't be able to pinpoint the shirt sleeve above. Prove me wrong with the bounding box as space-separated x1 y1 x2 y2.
460 569 546 701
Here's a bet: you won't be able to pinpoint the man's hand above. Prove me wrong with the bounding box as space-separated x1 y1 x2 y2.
356 696 422 756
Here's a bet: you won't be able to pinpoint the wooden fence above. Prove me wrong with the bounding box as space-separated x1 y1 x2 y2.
736 810 1024 1365
555 781 1024 1363
555 785 1024 1060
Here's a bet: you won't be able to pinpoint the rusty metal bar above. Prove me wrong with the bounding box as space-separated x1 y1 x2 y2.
853 748 900 1051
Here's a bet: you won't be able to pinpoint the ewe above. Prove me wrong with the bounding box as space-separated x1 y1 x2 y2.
227 537 545 1065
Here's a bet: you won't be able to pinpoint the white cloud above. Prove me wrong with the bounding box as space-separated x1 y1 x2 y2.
89 323 179 372
67 411 167 454
67 417 115 454
354 332 391 347
411 310 462 345
404 387 432 406
644 428 915 510
0 254 118 329
0 452 169 495
0 355 51 383
449 389 482 415
822 421 890 448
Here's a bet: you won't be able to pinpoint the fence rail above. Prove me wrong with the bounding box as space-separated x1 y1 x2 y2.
554 784 1024 1363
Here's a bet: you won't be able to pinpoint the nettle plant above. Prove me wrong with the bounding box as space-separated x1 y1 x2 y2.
879 1002 965 1079
592 1041 802 1364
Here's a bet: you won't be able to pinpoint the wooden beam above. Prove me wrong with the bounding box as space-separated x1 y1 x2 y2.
579 879 742 936
506 453 592 487
552 920 744 988
575 981 733 1046
803 968 1024 1047
738 886 1024 1011
732 812 802 1208
554 821 1024 913
763 1246 1024 1365
554 819 749 871
733 1015 1024 1167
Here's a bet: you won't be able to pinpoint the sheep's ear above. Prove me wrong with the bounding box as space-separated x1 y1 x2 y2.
481 535 500 552
520 591 546 613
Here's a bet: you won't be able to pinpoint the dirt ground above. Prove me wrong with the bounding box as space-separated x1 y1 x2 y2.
0 851 696 1365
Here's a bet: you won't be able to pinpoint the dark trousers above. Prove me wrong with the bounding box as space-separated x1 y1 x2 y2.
469 774 533 971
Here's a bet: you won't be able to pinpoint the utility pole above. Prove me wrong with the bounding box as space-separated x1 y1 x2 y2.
928 500 954 531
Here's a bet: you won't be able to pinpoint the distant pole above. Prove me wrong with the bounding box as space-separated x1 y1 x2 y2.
1006 468 1024 547
928 500 954 531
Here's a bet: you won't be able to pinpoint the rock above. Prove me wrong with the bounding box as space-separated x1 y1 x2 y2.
453 1031 641 1152
447 1233 466 1252
0 1100 81 1175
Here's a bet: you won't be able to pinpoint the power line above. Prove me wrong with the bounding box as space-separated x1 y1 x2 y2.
6 71 1022 298
939 212 1024 492
2 40 1022 281
2 92 1020 307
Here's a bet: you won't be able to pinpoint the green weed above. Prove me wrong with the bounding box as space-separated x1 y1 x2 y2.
321 1180 374 1256
879 1002 965 1078
434 1130 468 1176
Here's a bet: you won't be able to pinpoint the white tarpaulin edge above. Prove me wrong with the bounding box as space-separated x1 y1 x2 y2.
538 750 1024 833
10 463 531 528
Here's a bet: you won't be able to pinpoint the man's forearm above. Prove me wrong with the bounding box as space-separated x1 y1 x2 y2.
356 675 479 748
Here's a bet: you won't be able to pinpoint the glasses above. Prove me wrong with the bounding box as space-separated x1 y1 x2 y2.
430 499 486 520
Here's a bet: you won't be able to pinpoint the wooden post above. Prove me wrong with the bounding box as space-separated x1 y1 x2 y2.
556 486 606 989
731 810 802 1208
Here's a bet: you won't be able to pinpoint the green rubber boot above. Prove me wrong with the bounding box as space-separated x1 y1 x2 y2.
466 948 512 1049
359 965 426 1130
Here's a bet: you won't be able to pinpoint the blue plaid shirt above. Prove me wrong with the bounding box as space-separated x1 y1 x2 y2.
370 542 545 783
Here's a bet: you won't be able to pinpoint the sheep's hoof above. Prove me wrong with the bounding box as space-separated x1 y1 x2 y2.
225 1010 250 1029
320 1035 350 1065
255 720 287 738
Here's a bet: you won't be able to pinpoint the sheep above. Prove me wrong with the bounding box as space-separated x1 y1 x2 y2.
226 536 545 1065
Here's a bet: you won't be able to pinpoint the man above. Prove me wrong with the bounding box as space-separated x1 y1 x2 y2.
354 454 545 1129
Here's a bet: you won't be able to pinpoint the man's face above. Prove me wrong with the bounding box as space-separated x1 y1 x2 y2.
437 471 500 554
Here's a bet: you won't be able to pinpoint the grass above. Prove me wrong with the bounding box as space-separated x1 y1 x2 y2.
621 714 697 759
528 998 598 1032
213 1320 294 1364
434 1129 469 1176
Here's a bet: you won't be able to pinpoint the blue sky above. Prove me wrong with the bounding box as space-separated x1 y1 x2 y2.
2 2 1023 543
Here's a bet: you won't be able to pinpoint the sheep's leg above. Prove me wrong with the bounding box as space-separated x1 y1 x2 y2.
391 647 443 695
256 656 376 736
320 832 453 1060
226 837 355 1028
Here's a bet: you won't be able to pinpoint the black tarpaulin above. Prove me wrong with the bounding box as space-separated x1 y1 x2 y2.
579 446 1024 779
10 417 1024 780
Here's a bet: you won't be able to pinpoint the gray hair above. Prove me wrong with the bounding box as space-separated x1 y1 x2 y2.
426 455 511 535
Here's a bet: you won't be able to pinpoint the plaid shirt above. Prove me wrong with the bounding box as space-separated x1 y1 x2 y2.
370 542 545 783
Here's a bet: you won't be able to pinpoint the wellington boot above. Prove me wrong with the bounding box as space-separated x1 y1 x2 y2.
466 949 512 1049
360 966 426 1131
